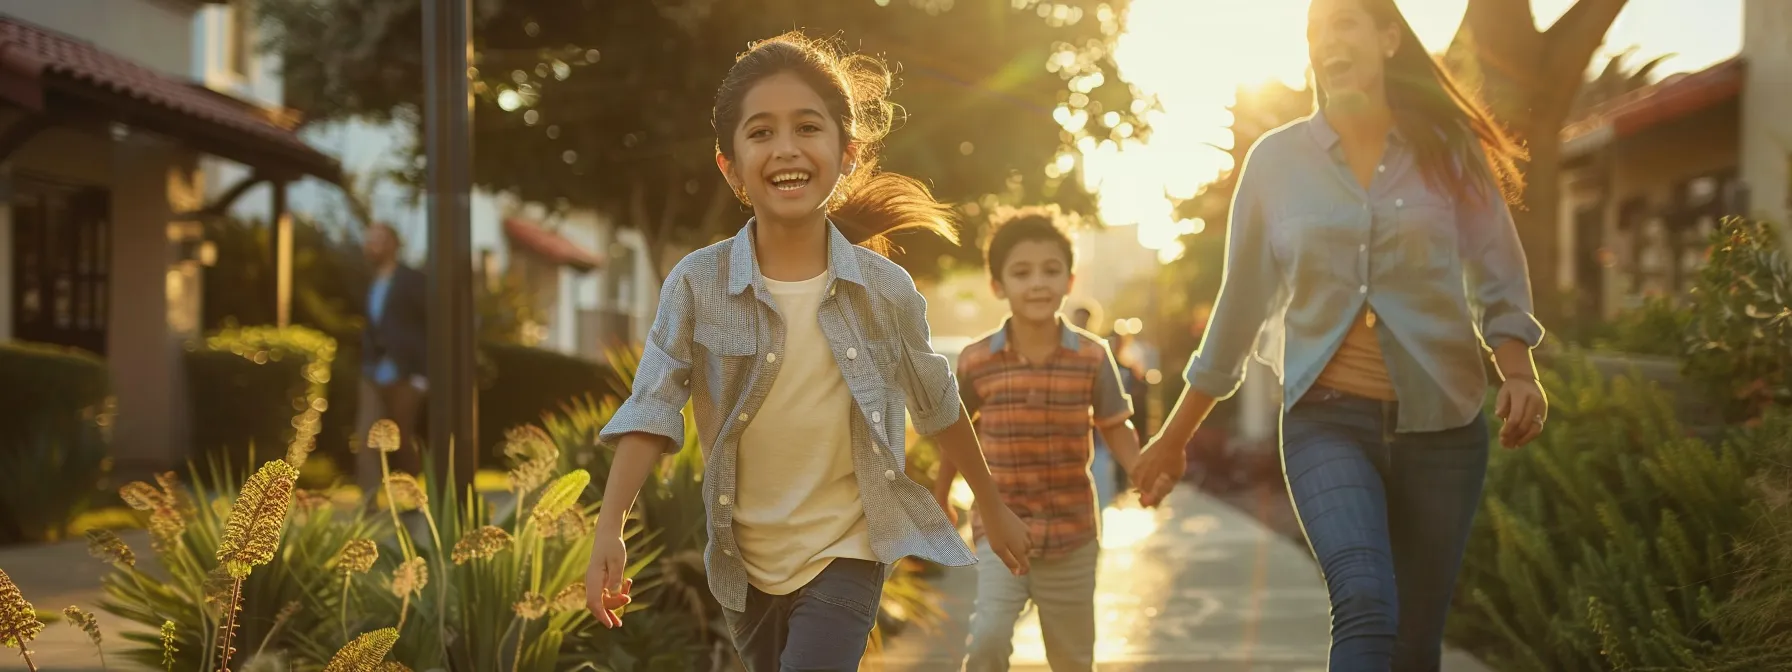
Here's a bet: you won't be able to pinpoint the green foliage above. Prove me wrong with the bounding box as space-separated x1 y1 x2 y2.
202 215 368 342
259 0 1145 279
98 458 387 671
1683 217 1792 422
1588 296 1692 358
326 451 634 671
186 326 337 468
478 342 628 463
1447 354 1775 670
0 341 113 544
1702 412 1792 671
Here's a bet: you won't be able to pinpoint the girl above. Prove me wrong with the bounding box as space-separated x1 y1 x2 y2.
584 31 1033 671
1135 0 1547 669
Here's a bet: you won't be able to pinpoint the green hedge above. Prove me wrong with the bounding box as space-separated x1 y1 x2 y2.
186 325 336 466
0 341 110 444
1447 354 1792 669
476 341 626 463
0 341 112 544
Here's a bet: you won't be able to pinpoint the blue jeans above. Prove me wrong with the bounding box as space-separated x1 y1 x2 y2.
1281 387 1489 672
724 558 886 672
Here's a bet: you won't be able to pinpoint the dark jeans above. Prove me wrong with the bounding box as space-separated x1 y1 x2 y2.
1281 386 1489 672
725 557 886 672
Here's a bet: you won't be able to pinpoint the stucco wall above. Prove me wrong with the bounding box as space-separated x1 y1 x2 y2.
0 0 197 77
1741 0 1792 237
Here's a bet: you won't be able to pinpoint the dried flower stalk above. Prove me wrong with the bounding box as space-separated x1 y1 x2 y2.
451 526 514 564
62 606 105 669
0 569 43 671
322 627 399 672
85 530 135 568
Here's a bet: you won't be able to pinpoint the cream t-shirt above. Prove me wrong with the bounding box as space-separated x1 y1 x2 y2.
734 271 875 595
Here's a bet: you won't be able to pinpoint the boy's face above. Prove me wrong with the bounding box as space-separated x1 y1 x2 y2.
716 72 855 225
992 239 1073 324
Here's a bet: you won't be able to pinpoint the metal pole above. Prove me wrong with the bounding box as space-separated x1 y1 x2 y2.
423 0 478 493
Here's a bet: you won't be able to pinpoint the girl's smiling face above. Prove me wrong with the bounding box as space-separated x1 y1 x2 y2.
717 71 857 226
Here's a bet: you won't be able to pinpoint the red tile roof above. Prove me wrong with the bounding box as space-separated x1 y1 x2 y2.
1561 57 1744 151
0 16 339 181
503 217 606 272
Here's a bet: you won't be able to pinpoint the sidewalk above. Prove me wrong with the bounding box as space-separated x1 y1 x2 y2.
868 487 1496 672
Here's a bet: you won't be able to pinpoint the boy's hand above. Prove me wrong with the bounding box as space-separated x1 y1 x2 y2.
979 502 1032 575
585 534 634 628
1140 473 1176 507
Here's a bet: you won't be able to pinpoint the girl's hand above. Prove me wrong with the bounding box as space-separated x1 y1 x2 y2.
585 534 633 628
1495 377 1548 449
979 502 1032 576
1134 438 1188 507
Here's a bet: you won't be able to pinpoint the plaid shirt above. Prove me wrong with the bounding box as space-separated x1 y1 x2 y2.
959 319 1133 558
600 220 976 613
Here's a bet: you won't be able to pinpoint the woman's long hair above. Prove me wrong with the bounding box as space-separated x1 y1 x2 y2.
712 32 958 254
1316 0 1528 208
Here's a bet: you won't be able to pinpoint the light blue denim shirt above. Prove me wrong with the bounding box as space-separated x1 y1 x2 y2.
1186 111 1544 433
600 219 976 612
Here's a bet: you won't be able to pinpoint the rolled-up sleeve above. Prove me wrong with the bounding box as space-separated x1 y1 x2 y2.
599 260 697 452
1460 148 1545 351
889 275 961 436
1184 136 1287 400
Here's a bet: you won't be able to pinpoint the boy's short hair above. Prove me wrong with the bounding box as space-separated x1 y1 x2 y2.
983 205 1075 278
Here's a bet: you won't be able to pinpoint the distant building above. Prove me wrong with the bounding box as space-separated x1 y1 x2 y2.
1556 0 1791 320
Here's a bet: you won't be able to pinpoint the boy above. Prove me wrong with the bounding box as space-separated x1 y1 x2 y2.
934 207 1168 671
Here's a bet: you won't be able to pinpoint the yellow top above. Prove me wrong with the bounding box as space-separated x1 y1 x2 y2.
1314 306 1397 401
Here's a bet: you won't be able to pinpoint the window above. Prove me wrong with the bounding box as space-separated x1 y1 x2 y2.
228 0 253 77
11 176 111 356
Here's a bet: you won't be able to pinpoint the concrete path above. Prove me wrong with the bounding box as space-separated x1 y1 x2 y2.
868 488 1496 672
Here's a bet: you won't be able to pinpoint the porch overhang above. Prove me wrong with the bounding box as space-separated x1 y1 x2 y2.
503 217 606 273
0 16 341 184
1561 57 1745 160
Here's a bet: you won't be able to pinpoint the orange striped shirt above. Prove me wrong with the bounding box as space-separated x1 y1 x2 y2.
959 318 1133 558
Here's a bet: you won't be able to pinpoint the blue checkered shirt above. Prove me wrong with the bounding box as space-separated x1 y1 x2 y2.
600 219 977 612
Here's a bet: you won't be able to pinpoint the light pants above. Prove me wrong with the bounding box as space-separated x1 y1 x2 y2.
963 538 1099 672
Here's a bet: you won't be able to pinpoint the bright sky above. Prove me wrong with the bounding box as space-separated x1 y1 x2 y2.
1094 0 1744 262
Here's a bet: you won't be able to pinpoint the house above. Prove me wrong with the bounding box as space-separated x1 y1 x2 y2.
191 2 659 359
0 0 340 475
1557 0 1792 320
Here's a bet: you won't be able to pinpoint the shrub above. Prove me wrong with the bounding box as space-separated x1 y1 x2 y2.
477 341 626 463
1591 295 1692 357
1447 354 1776 669
0 341 113 544
1683 217 1792 423
186 325 336 469
1701 410 1792 671
97 455 386 671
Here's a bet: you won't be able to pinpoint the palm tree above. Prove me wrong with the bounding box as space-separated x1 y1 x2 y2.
1569 47 1677 120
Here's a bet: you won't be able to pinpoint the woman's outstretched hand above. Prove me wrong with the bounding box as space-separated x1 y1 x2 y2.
1134 438 1188 507
1495 377 1548 449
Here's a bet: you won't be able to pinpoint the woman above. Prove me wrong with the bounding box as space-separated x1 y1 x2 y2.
1134 0 1548 669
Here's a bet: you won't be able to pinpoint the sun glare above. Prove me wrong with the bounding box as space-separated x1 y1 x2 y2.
1093 0 1493 260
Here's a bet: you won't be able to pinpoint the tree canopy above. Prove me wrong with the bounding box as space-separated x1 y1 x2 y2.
261 0 1148 278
